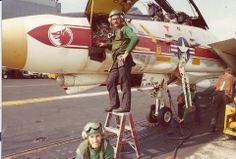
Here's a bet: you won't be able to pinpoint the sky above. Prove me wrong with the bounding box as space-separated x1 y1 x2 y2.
58 0 236 41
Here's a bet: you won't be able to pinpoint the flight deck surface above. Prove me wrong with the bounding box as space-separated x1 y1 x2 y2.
2 79 236 159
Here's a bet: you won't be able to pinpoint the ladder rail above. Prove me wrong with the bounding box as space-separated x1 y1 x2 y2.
104 112 141 159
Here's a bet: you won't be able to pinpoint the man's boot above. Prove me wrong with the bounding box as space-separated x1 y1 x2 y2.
104 106 119 112
113 107 130 113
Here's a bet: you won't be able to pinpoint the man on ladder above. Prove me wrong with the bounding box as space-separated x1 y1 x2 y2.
99 9 139 113
99 10 140 158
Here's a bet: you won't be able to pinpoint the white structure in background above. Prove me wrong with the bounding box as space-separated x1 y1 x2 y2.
2 0 61 19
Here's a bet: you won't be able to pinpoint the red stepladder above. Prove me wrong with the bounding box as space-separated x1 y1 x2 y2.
104 112 141 159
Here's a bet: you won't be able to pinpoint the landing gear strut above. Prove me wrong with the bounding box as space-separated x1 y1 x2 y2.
146 104 172 126
145 82 173 126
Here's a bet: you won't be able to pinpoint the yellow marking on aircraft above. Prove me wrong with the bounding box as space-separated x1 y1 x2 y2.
192 58 200 65
156 45 162 54
3 20 27 69
139 24 162 57
90 0 95 25
85 0 137 15
139 24 156 44
135 46 151 51
156 55 171 62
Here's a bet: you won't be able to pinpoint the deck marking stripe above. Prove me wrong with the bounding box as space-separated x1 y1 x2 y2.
3 91 108 106
3 86 177 106
3 83 57 88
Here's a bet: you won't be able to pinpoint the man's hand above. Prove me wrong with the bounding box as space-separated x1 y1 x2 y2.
179 119 184 123
98 43 106 47
176 117 184 124
120 52 129 62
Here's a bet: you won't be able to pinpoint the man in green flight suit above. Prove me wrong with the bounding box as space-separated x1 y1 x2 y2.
100 9 139 113
75 122 114 159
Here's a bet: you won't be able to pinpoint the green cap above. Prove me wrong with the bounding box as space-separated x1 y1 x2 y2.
84 122 102 136
109 10 123 17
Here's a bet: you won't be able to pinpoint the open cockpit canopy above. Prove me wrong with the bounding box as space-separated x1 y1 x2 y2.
85 0 208 29
85 0 138 15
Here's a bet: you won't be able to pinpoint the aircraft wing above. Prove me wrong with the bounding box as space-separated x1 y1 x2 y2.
209 38 236 74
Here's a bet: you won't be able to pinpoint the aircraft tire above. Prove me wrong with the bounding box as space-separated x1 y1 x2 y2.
146 104 158 123
158 107 172 126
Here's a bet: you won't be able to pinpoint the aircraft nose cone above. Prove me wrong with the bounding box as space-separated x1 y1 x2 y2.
2 19 27 69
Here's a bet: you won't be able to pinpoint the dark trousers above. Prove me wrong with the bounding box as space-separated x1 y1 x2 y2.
194 87 216 123
106 59 132 110
177 97 201 123
193 95 201 123
178 103 185 120
212 91 232 129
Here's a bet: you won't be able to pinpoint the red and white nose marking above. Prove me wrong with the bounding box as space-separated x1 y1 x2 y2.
2 15 92 73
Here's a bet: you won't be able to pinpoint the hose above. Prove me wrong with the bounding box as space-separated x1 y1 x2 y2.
166 89 194 159
168 123 193 159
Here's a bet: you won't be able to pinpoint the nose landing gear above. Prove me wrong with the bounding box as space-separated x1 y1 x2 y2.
146 104 172 126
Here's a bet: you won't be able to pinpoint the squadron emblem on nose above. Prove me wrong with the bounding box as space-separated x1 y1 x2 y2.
48 25 73 47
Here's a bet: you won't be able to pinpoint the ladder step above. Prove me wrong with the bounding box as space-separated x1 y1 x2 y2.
125 125 132 131
105 125 132 132
104 112 141 159
104 127 120 134
112 112 130 116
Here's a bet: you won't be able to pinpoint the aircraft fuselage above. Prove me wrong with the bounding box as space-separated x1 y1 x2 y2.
3 15 224 85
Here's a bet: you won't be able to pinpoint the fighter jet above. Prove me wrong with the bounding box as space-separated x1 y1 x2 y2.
2 0 236 125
